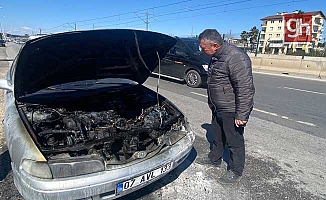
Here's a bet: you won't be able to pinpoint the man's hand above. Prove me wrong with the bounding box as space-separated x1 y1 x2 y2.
235 119 247 127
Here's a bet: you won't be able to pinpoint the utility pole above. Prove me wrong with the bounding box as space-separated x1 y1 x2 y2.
255 31 261 57
75 22 77 31
134 9 149 31
39 28 41 35
146 9 148 31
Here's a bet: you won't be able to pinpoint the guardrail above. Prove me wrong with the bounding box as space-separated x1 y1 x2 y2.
250 55 326 79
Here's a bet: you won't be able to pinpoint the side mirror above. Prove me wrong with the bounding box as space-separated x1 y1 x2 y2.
0 79 13 91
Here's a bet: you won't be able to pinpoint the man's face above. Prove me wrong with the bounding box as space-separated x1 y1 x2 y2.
199 39 220 57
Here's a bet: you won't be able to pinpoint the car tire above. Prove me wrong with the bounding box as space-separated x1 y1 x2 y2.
185 70 202 88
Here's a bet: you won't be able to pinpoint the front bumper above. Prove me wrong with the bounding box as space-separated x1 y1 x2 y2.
13 131 195 200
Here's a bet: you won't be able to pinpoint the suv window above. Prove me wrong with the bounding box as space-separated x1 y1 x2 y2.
168 41 191 58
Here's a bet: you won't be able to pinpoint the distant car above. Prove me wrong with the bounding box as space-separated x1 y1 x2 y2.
0 39 5 47
153 37 210 88
0 29 195 200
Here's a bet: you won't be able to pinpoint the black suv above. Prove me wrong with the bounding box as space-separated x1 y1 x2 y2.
0 39 5 47
153 37 210 88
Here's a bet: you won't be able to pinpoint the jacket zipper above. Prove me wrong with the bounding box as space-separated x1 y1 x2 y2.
208 61 217 113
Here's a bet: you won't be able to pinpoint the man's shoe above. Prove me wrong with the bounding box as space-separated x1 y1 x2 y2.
196 157 221 167
218 170 241 184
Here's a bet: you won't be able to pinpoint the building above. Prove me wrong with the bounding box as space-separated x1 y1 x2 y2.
259 10 325 54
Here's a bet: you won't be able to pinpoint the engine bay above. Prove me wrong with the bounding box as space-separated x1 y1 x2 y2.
18 86 186 164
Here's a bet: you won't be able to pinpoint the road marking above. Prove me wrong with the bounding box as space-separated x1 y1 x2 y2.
190 91 316 127
296 121 316 127
152 72 183 81
283 87 326 96
253 108 278 116
253 71 326 82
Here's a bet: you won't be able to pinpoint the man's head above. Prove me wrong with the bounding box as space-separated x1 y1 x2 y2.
198 29 223 56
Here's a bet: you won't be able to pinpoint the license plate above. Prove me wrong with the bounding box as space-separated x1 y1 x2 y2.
116 162 173 195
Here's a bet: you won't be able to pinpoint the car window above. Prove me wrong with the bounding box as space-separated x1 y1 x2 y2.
168 42 191 58
183 40 201 54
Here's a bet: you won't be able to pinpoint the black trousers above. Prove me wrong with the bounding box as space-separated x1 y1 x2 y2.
208 112 245 176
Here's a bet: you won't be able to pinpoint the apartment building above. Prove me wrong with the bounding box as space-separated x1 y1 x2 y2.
259 10 325 54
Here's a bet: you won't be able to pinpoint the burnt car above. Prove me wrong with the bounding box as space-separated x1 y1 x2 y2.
0 29 195 199
152 37 210 88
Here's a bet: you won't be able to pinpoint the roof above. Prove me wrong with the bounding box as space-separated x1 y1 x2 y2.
261 11 326 21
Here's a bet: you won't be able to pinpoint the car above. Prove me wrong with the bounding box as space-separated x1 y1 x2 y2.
0 39 5 47
152 37 210 88
0 29 195 200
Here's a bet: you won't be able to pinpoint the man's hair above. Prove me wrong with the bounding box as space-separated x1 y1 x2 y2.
198 29 223 45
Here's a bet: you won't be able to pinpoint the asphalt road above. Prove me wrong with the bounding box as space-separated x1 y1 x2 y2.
147 72 326 139
0 43 325 200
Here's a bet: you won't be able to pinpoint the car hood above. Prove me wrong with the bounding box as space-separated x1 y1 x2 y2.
14 29 176 99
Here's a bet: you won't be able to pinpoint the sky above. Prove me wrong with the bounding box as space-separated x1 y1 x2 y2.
0 0 325 39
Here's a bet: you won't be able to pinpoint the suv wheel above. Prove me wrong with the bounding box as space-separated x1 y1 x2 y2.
185 70 202 88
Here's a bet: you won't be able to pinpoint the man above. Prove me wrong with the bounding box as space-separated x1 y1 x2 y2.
197 29 255 184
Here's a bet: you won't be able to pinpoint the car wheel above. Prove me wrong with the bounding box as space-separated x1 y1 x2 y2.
185 70 202 88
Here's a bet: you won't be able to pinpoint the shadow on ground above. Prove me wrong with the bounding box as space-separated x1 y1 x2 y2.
0 150 12 181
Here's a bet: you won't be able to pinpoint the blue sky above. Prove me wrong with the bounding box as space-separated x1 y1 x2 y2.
0 0 325 39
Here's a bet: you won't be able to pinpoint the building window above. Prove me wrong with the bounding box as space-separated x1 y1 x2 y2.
278 26 281 30
276 34 281 38
279 20 283 23
271 20 275 23
269 34 272 38
270 27 274 31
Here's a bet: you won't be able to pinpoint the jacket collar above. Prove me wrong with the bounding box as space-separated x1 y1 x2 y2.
212 42 227 60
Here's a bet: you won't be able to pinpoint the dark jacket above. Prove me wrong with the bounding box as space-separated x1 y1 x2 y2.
207 42 255 121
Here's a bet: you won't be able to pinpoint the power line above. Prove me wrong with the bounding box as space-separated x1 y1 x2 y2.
65 0 252 32
154 0 308 23
43 0 308 33
44 0 192 31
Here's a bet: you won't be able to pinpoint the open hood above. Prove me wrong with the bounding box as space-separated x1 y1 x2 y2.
14 29 176 99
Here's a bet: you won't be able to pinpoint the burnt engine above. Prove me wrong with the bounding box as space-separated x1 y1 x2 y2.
19 88 183 163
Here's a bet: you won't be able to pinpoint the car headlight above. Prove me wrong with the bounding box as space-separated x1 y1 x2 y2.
21 159 53 179
202 64 208 71
48 156 105 178
166 120 192 145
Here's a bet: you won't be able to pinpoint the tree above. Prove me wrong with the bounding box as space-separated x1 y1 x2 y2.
249 26 259 44
298 10 304 14
240 31 249 48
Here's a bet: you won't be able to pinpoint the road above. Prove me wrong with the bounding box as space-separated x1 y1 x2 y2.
147 71 326 139
0 43 325 200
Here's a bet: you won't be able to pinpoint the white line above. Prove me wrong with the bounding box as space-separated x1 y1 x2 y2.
253 108 278 116
152 72 183 81
190 92 208 98
282 87 326 96
253 71 326 82
296 121 316 127
190 91 316 127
